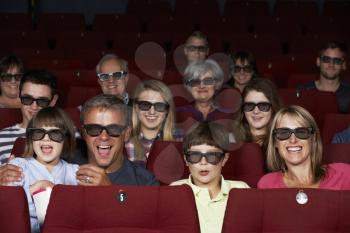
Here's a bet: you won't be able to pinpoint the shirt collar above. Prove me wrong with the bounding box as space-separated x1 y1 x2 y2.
187 175 229 197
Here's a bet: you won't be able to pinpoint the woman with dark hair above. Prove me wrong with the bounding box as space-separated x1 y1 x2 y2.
233 78 282 147
0 55 25 108
227 50 257 93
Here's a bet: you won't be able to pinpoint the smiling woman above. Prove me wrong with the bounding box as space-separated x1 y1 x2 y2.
233 78 282 148
125 80 179 164
177 59 225 122
258 105 350 190
0 55 25 108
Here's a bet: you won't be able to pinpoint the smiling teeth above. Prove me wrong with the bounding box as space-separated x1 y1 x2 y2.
287 147 302 152
97 145 111 149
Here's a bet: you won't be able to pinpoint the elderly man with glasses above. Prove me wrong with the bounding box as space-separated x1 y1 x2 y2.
298 41 350 113
95 54 132 106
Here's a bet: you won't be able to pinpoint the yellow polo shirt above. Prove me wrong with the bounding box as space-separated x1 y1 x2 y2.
171 176 249 233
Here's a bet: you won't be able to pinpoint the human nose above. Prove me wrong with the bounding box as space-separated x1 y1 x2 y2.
30 100 39 110
288 133 297 143
148 105 156 114
199 156 208 165
99 129 110 140
42 133 50 141
252 105 260 113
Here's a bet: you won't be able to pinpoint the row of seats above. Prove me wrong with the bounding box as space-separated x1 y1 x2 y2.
2 29 348 56
2 185 350 233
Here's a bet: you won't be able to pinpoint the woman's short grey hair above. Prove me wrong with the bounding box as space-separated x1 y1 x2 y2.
183 59 224 91
95 54 128 74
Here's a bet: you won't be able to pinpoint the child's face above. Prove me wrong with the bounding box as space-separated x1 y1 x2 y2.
32 126 65 167
185 144 228 188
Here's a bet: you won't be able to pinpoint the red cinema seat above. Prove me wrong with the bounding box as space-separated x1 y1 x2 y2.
66 86 100 108
64 107 81 129
287 73 318 88
279 89 339 130
147 140 186 185
321 113 350 144
0 108 22 129
42 185 200 233
222 188 350 233
322 144 350 165
0 186 31 233
11 137 26 157
147 141 265 187
223 143 265 188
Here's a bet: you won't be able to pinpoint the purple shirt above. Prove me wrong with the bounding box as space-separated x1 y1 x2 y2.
258 163 350 190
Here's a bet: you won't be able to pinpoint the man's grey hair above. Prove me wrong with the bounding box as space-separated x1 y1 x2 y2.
95 54 129 74
80 94 131 126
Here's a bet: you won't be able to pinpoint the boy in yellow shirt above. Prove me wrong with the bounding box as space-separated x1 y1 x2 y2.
171 121 249 233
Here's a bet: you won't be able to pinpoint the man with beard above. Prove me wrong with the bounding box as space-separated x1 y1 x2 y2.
298 41 350 113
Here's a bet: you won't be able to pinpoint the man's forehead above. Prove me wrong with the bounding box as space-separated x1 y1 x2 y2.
322 48 345 58
100 59 122 72
84 106 126 123
21 82 52 98
186 36 207 46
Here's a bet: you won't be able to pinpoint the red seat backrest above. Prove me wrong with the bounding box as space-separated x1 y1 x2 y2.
223 143 265 188
222 188 350 233
0 186 31 233
11 137 26 157
321 113 350 143
147 140 186 185
322 144 350 164
42 185 200 233
279 88 339 131
0 108 22 129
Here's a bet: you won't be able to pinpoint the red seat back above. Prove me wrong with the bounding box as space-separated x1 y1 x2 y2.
0 108 22 129
322 144 350 164
279 89 339 131
0 186 31 233
42 185 200 233
222 188 350 233
11 137 26 157
321 113 350 143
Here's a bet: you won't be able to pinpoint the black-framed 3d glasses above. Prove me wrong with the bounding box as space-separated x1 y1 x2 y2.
27 128 66 143
273 127 315 141
20 95 51 108
186 77 217 87
320 56 344 65
136 100 169 112
242 102 272 112
185 151 225 165
0 73 23 82
233 65 253 73
82 124 126 137
185 45 208 53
